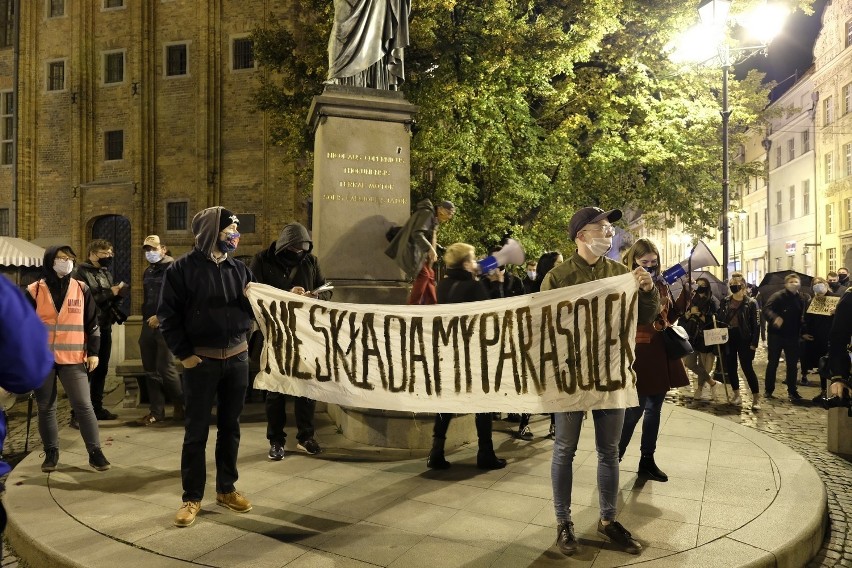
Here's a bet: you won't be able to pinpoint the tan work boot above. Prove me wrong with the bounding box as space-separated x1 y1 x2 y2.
216 490 252 513
174 501 201 527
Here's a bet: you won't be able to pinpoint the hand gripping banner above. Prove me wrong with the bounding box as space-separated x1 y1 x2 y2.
247 273 640 413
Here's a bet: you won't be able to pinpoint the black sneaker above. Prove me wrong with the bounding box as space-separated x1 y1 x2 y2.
427 453 451 470
789 391 804 403
598 520 642 554
556 521 578 555
94 408 118 421
297 438 322 455
764 392 775 399
268 443 285 461
518 425 534 440
88 448 111 471
812 392 827 405
41 448 59 473
800 376 810 386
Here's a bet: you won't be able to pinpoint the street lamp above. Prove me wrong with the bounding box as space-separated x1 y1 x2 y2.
672 0 788 282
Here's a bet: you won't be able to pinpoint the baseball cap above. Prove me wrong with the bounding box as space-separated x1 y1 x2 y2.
142 235 161 248
568 207 622 240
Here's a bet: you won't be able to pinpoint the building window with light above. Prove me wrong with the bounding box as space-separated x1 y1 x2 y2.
775 146 782 168
828 248 837 273
826 153 834 183
847 19 852 48
846 198 852 231
846 143 852 178
824 96 834 126
0 0 13 48
787 139 794 161
802 129 810 153
803 180 810 215
754 211 759 236
827 204 835 233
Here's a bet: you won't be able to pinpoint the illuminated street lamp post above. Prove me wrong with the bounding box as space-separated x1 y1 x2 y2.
672 0 788 282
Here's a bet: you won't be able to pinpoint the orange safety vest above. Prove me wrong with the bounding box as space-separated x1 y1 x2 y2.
28 279 87 365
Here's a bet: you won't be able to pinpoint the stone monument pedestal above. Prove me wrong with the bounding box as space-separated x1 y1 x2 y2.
308 86 475 450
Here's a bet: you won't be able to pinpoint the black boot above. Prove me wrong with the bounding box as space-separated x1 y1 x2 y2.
637 454 668 482
427 437 451 470
475 413 507 470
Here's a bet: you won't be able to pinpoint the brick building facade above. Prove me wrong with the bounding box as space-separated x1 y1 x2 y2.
0 0 301 312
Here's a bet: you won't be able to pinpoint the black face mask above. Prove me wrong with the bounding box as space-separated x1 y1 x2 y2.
829 281 841 291
696 286 709 295
279 249 307 266
97 256 113 268
840 274 849 284
729 284 742 293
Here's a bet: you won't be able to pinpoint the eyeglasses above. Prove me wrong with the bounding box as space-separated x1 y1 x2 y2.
581 225 615 237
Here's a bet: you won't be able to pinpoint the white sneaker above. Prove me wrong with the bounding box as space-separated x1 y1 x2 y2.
708 382 723 401
751 394 761 410
731 392 742 406
694 385 703 400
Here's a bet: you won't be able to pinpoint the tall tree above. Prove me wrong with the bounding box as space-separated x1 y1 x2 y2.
253 0 790 256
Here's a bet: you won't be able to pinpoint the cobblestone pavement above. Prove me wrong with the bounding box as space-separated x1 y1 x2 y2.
2 356 851 566
667 345 852 568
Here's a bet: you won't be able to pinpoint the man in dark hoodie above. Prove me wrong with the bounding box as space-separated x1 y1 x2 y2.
136 235 183 426
72 239 124 422
27 245 111 473
250 222 332 460
384 198 455 305
158 207 255 528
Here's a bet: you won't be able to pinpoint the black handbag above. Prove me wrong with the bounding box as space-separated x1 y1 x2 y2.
662 324 694 359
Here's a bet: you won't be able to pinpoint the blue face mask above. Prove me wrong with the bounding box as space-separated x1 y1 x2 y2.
217 231 240 253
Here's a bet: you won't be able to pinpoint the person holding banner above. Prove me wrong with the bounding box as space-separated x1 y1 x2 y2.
681 277 723 402
801 277 838 402
385 198 455 305
426 242 507 471
542 207 659 556
618 238 689 483
158 207 255 528
718 272 762 409
250 222 332 460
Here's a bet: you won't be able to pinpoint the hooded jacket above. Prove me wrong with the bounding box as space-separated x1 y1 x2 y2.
26 245 101 357
384 199 437 278
157 206 255 361
250 223 332 301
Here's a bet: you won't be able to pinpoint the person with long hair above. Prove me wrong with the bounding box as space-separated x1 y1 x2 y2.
719 272 762 409
618 238 689 483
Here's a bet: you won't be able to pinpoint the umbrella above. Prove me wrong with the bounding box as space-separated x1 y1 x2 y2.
669 271 727 302
757 270 814 303
0 237 45 267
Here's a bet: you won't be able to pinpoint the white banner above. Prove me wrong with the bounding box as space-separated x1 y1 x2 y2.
247 273 640 413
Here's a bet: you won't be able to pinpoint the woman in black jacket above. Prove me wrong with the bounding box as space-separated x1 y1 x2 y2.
427 243 506 471
718 272 762 410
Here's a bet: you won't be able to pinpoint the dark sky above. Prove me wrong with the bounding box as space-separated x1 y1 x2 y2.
738 0 829 99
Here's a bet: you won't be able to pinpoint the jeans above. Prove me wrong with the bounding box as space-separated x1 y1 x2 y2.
619 393 666 458
682 351 716 387
723 328 760 394
138 324 183 419
765 334 800 395
265 393 316 445
36 364 101 452
88 325 112 411
552 408 624 523
181 352 248 502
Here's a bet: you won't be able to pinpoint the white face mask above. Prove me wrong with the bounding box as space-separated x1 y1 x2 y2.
527 270 537 280
585 237 612 258
53 259 74 277
145 250 163 264
813 283 827 295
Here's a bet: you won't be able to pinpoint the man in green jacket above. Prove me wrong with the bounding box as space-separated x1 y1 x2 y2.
543 206 659 557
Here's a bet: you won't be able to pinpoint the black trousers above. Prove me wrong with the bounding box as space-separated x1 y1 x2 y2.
432 413 494 452
181 353 248 502
265 393 315 445
88 326 112 410
723 328 760 394
765 334 800 395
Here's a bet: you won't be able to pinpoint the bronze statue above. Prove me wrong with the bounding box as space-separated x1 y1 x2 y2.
326 0 410 90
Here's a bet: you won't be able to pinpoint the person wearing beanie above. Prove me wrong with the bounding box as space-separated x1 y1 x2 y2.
385 198 455 305
158 206 256 527
250 222 332 460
